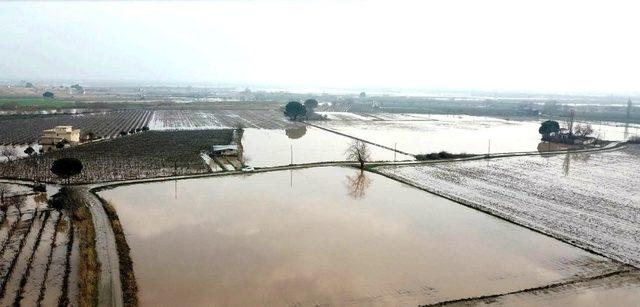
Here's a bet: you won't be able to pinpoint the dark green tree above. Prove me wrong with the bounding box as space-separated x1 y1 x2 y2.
304 99 318 110
284 101 306 120
539 120 560 138
51 158 83 184
42 91 54 99
23 146 35 156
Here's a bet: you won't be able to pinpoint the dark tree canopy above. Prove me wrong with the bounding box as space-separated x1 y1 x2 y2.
24 146 35 156
359 92 366 98
304 99 319 110
42 91 54 99
51 158 83 181
284 101 306 120
71 84 83 92
539 120 560 136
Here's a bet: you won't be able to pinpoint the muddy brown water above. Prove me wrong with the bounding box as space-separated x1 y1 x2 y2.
241 128 413 167
100 167 624 306
456 271 640 306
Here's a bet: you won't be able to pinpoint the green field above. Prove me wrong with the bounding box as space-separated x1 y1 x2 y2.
0 98 75 108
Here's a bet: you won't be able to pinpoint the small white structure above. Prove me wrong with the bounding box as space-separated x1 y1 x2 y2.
40 125 81 152
211 144 238 156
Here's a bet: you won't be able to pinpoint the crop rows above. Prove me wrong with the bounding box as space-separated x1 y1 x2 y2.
149 109 299 130
0 130 234 183
0 110 153 145
0 192 77 306
379 145 640 267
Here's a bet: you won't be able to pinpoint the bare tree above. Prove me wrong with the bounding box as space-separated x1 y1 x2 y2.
0 184 9 219
346 140 371 169
0 184 8 203
574 123 594 137
1 147 18 162
345 170 372 199
6 194 26 216
233 122 245 142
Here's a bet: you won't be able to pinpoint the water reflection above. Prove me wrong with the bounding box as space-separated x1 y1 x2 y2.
285 126 307 139
537 141 578 157
99 168 616 306
345 169 372 199
563 153 571 176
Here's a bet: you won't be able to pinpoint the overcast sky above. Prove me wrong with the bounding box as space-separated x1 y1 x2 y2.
0 0 638 93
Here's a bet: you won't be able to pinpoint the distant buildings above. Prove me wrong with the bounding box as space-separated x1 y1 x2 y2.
40 126 80 152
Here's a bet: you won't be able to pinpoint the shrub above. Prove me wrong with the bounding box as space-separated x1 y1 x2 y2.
33 182 46 192
415 151 475 161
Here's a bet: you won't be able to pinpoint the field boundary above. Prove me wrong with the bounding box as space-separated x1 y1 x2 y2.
304 121 415 156
91 194 138 307
421 268 637 306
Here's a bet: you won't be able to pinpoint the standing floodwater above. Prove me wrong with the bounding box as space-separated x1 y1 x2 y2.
99 167 625 306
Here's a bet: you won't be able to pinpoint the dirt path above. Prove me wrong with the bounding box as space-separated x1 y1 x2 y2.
81 189 123 307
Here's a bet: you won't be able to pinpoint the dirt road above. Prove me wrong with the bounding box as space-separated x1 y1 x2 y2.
81 189 123 307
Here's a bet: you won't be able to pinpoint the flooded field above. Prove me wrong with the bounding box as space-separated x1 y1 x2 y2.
241 127 412 167
379 144 640 267
315 113 639 155
456 270 640 306
99 167 627 306
0 185 77 306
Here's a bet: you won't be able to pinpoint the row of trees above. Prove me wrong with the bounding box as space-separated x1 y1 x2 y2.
0 184 27 218
538 120 594 139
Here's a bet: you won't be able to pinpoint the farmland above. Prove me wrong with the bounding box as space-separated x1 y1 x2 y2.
0 130 234 183
241 127 413 167
0 184 79 306
315 113 639 155
149 109 299 130
378 144 640 267
98 167 630 306
0 98 75 109
0 110 153 145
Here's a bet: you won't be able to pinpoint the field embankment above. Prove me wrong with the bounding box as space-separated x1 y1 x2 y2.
96 196 138 307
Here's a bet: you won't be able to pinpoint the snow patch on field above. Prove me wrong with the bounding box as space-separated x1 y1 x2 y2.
316 112 375 121
149 110 297 130
379 145 640 267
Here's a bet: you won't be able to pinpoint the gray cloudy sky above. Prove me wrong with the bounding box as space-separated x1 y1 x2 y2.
0 0 638 93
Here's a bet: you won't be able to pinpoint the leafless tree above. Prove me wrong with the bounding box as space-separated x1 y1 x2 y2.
346 140 371 169
6 194 26 216
345 170 372 199
1 147 18 162
0 184 8 203
0 184 9 218
233 122 245 142
574 123 594 137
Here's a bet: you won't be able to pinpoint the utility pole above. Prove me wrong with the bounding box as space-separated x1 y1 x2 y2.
488 139 491 155
290 145 293 165
394 142 397 162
